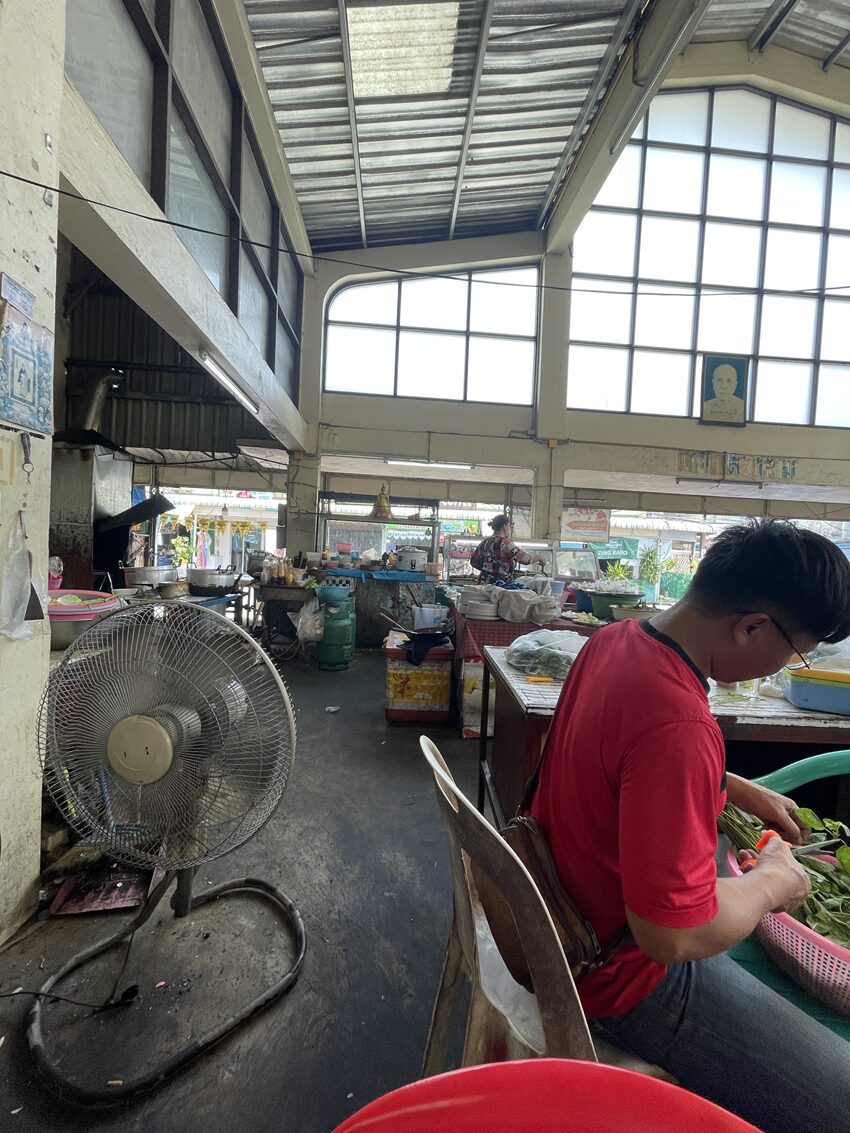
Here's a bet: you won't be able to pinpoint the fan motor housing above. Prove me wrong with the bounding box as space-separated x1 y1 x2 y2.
107 715 174 784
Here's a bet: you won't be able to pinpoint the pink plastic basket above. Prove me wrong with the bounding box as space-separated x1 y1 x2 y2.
728 849 850 1013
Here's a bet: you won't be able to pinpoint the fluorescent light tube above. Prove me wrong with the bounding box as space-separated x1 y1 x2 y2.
676 476 764 488
386 459 473 470
198 349 259 415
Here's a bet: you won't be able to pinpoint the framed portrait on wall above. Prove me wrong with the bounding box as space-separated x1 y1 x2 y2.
700 354 749 427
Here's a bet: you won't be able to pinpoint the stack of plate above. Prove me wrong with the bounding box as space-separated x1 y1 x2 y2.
465 600 500 620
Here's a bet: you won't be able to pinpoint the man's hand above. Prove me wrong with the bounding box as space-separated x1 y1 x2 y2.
740 838 811 913
726 774 808 844
628 838 812 963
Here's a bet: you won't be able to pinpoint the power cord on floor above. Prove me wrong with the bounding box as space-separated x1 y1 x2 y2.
0 987 137 1011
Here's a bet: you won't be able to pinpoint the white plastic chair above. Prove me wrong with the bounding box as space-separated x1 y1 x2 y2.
420 736 669 1078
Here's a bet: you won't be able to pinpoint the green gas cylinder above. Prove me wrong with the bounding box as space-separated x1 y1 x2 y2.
317 597 355 671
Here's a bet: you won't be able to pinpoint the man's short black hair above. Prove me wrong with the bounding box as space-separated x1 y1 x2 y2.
689 518 850 644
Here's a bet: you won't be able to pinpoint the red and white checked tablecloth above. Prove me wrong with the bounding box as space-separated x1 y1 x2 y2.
453 609 596 661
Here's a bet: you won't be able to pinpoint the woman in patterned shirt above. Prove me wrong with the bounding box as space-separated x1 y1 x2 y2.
470 514 545 584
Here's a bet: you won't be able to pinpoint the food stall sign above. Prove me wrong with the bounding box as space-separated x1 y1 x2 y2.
561 507 611 543
587 537 639 560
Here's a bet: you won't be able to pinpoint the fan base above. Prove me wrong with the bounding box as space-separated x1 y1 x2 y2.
26 871 306 1107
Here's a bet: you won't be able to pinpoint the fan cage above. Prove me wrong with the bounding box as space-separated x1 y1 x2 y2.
39 602 295 870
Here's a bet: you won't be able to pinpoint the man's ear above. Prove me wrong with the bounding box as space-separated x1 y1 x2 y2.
731 613 771 642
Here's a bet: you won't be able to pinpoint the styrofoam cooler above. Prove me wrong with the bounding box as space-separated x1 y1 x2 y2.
460 659 496 738
384 631 453 722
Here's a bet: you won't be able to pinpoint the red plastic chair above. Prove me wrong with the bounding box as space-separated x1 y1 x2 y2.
332 1059 763 1133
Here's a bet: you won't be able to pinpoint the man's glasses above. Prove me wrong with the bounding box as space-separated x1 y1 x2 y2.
767 615 812 669
737 610 814 668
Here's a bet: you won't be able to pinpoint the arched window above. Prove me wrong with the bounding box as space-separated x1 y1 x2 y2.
567 87 850 428
324 265 539 404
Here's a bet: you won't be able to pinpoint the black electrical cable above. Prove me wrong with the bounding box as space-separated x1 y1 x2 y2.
27 874 306 1108
0 988 136 1011
2 166 841 301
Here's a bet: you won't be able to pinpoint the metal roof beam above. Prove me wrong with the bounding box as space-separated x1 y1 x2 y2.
448 0 494 239
747 0 800 53
824 29 850 72
544 0 713 253
535 0 645 228
337 0 368 247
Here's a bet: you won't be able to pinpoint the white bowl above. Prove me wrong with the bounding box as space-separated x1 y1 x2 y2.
609 604 657 622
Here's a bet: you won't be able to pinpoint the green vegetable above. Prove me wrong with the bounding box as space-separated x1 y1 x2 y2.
794 806 826 832
717 802 762 851
720 803 850 949
823 817 850 839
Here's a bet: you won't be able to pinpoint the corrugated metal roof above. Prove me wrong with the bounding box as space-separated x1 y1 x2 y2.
611 514 714 534
244 0 640 250
243 0 850 253
65 265 274 453
693 0 850 66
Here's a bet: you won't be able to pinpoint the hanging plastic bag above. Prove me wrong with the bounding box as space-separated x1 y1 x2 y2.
289 595 325 643
0 511 38 640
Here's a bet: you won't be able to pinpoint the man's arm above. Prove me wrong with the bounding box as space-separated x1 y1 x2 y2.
626 839 811 964
725 773 808 844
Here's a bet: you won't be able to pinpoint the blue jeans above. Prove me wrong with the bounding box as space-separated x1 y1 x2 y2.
596 953 850 1133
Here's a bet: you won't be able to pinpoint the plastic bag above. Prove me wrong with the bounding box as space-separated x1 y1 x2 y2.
506 628 587 679
808 640 850 671
0 511 36 640
289 595 325 643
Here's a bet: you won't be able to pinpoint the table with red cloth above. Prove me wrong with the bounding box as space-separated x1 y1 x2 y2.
452 608 597 661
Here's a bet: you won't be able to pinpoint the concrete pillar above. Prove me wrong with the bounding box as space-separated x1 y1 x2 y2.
530 444 567 542
536 251 570 441
0 0 65 943
286 454 321 555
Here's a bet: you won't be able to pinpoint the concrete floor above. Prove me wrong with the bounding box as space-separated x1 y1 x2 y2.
0 650 476 1132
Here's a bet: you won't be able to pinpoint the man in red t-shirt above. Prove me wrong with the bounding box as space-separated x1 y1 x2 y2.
531 519 850 1133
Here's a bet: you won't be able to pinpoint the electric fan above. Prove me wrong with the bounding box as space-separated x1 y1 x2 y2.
29 601 306 1105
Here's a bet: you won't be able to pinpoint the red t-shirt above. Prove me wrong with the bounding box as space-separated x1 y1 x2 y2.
530 619 727 1018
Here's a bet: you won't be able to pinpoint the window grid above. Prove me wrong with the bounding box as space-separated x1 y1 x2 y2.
78 0 303 392
568 86 850 428
324 266 540 405
809 116 837 419
748 96 776 420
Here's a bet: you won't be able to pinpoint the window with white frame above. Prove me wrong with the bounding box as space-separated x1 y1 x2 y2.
567 87 850 428
324 266 539 404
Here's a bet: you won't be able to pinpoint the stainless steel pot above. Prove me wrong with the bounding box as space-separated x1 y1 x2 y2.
187 567 238 589
122 565 178 586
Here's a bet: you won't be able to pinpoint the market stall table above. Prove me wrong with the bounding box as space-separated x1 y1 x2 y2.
709 683 850 744
327 568 435 646
453 609 601 738
478 647 850 828
127 591 243 622
254 582 314 648
478 645 563 827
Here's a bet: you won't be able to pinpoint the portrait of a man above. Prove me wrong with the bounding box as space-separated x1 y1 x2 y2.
700 354 749 427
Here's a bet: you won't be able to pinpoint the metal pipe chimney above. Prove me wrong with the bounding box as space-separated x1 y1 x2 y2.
80 371 120 431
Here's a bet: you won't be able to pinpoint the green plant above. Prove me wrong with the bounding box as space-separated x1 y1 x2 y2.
603 561 632 583
170 535 194 566
638 547 661 585
661 556 676 573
